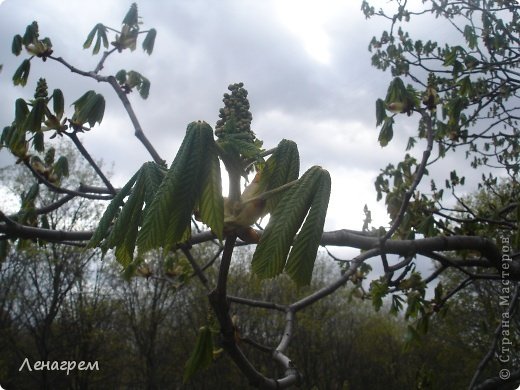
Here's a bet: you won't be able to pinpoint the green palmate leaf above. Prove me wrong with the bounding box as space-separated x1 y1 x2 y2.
22 22 39 45
53 156 69 178
93 35 102 56
98 26 109 51
137 121 216 253
385 77 407 104
285 168 331 286
464 25 478 49
44 147 55 165
12 34 23 56
52 89 64 119
25 98 47 132
84 24 108 54
123 3 139 27
108 171 146 266
183 326 214 384
198 143 224 240
137 75 150 99
1 126 20 151
13 59 31 86
88 171 140 248
83 25 97 49
251 166 322 280
89 163 166 264
115 69 127 85
378 117 394 147
376 98 386 126
259 139 300 212
370 279 388 312
15 99 29 127
32 132 44 152
72 91 105 127
142 28 157 55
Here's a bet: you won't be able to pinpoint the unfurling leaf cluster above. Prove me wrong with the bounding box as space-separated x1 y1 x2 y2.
115 70 150 99
71 91 106 129
11 22 53 86
1 80 69 177
84 3 157 55
91 84 330 286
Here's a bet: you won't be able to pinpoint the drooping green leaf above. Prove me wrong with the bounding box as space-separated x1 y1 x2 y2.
93 35 102 56
98 163 164 260
137 75 150 99
44 147 55 165
251 166 322 280
378 116 394 147
72 91 105 127
53 156 69 179
84 23 108 54
12 34 23 56
115 69 127 85
32 131 44 153
385 77 407 104
376 98 387 126
13 59 31 86
83 25 97 49
183 326 214 384
52 89 64 119
285 168 331 286
107 169 147 266
88 171 140 248
22 22 39 46
258 139 300 213
15 99 29 127
89 163 166 264
464 25 477 49
25 98 47 132
406 137 416 151
137 121 215 253
198 143 224 240
142 28 157 55
123 3 139 27
370 279 389 312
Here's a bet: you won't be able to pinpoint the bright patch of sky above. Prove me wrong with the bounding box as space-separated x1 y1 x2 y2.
275 0 344 65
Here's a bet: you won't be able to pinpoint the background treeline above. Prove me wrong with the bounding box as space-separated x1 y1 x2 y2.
1 244 516 390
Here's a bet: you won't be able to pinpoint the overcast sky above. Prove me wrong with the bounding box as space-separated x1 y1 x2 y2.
1 0 476 263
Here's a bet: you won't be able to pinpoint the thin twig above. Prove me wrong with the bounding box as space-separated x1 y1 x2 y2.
106 76 166 166
66 132 116 194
